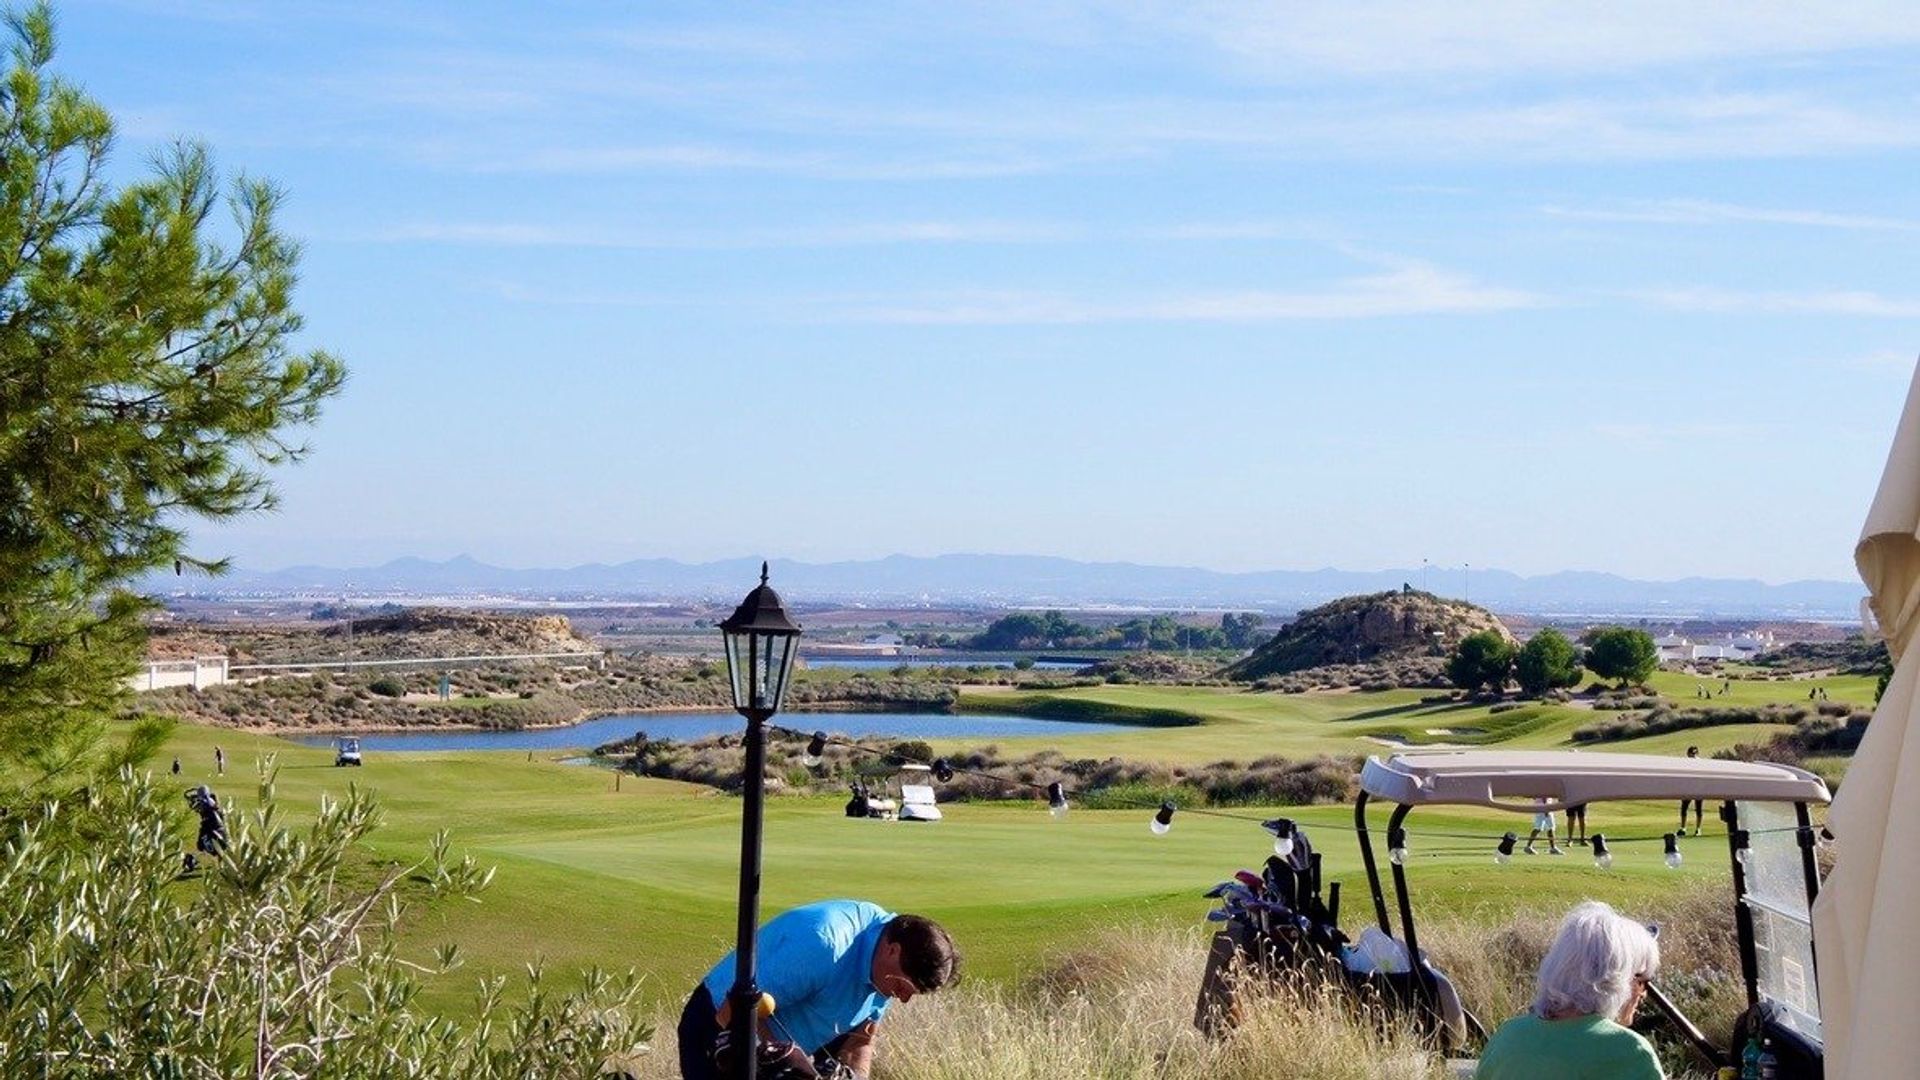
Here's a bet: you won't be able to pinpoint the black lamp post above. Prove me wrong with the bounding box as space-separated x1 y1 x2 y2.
717 562 802 1080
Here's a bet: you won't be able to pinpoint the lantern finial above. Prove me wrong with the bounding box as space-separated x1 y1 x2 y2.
760 560 769 586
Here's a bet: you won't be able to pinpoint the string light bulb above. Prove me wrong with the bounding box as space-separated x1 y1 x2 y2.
1265 818 1296 860
1664 833 1682 869
1151 801 1176 836
933 758 954 783
802 731 827 767
1496 831 1517 865
1046 781 1068 819
1591 834 1612 870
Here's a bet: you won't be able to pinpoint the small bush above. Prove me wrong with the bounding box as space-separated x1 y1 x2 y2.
368 675 407 698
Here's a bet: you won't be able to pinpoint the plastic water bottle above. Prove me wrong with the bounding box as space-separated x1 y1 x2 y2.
1756 1037 1778 1080
1740 1037 1762 1080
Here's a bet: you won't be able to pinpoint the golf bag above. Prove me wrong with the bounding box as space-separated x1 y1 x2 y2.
186 786 226 857
845 782 872 819
1193 823 1472 1049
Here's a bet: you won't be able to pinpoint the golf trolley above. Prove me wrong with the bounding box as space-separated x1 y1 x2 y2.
1198 750 1831 1078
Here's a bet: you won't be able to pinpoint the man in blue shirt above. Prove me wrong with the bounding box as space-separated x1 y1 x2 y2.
679 899 960 1080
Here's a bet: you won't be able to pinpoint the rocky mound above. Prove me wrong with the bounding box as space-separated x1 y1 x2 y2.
1227 589 1513 680
322 608 594 658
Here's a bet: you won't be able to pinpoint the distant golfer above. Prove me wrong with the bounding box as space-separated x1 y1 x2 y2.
214 745 225 776
1678 747 1705 835
681 900 959 1080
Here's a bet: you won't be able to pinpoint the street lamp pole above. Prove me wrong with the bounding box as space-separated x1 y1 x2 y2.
717 563 803 1080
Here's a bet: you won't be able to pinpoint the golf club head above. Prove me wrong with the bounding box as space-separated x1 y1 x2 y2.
1234 870 1264 891
1206 908 1233 923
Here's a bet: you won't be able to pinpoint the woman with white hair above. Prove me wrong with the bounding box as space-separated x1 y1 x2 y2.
1475 900 1665 1079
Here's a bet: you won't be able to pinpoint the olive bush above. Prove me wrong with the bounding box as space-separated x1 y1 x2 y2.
0 767 650 1077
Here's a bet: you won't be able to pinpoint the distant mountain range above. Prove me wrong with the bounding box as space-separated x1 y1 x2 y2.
149 553 1867 619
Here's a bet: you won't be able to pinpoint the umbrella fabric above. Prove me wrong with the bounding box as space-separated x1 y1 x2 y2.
1812 359 1920 1077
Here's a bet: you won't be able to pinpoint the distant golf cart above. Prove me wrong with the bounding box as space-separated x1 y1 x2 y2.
1198 750 1830 1078
844 763 942 823
333 737 363 767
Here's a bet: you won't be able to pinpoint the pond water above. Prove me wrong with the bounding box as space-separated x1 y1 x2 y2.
802 657 1087 671
289 710 1128 752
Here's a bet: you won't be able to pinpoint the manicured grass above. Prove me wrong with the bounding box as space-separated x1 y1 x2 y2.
145 694 1820 1020
1637 670 1878 708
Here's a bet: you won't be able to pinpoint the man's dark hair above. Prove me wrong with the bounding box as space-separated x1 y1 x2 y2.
883 914 960 992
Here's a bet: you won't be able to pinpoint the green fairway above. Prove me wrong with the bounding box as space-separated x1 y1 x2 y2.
146 690 1824 1019
949 674 1856 764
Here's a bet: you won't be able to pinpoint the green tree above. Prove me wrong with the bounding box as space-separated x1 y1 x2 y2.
1447 630 1515 694
1514 628 1583 696
1583 626 1659 687
1220 612 1267 649
0 4 344 793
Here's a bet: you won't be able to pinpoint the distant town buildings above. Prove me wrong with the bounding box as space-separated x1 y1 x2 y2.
1655 630 1777 663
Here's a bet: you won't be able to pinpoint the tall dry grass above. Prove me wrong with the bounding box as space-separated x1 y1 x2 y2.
627 888 1742 1080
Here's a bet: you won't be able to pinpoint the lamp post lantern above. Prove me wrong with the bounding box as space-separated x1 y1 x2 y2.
717 562 802 1080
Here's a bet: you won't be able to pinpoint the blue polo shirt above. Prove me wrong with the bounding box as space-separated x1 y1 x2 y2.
701 899 895 1054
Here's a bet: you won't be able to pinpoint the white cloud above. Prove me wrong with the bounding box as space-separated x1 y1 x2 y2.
1545 199 1920 232
825 261 1545 325
1629 288 1920 317
1807 350 1919 374
369 219 1306 249
1591 421 1770 443
1150 1 1920 77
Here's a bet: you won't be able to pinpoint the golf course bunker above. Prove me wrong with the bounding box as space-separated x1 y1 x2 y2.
291 709 1129 752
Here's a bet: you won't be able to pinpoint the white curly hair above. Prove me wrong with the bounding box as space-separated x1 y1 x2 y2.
1532 900 1660 1021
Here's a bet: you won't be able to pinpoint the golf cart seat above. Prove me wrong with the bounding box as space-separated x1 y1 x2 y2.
899 783 942 822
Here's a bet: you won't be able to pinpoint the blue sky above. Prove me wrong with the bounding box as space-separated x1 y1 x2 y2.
55 1 1920 582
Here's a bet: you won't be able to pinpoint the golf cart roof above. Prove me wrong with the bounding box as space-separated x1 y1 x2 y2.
1361 750 1830 811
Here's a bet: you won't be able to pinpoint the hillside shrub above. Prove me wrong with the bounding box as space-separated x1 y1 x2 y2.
368 675 407 697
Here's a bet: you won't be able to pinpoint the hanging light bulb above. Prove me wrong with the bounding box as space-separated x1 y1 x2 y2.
802 731 827 767
1664 833 1683 869
933 758 954 783
1046 781 1068 819
1591 834 1613 870
1264 818 1296 860
1151 801 1176 836
1495 831 1517 865
1387 827 1408 866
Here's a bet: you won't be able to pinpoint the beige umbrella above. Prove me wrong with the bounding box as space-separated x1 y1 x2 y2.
1812 358 1920 1077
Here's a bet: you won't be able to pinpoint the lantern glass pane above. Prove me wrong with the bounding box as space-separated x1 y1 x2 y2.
770 634 799 710
722 631 750 711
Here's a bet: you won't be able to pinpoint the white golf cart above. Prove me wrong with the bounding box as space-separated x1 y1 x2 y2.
843 763 942 823
334 737 363 767
1353 751 1830 1076
1198 750 1830 1078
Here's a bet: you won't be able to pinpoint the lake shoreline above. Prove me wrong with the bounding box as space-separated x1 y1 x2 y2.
236 697 974 737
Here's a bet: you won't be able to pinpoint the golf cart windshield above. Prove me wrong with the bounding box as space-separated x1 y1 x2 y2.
1739 801 1823 1042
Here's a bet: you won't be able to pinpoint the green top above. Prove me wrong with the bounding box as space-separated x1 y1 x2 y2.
1475 1013 1665 1080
